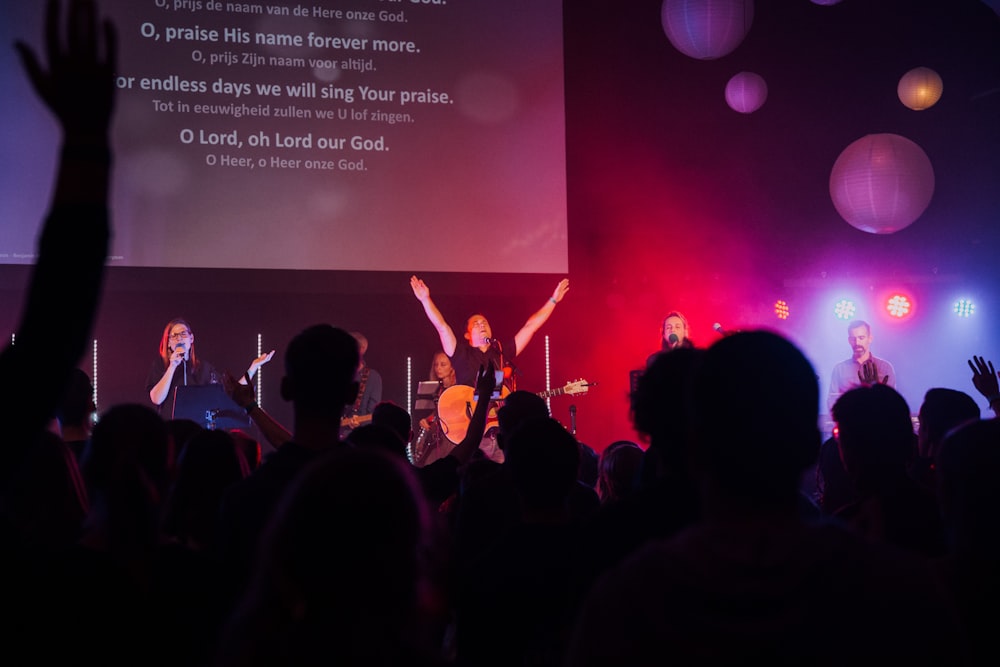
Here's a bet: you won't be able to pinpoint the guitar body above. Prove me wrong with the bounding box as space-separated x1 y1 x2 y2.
436 379 591 445
437 384 508 445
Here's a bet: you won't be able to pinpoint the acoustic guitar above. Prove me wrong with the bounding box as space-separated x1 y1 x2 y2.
437 379 591 444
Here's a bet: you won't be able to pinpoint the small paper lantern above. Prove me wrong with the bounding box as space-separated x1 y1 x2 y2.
829 133 935 234
661 0 755 60
897 67 943 111
725 71 767 113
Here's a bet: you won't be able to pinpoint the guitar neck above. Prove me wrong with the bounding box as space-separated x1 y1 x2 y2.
340 413 373 427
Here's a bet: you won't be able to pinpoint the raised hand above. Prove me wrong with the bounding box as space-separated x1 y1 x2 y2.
475 363 497 400
223 370 257 409
247 350 275 377
15 0 117 137
968 355 1000 401
858 359 888 386
551 278 570 304
410 275 430 302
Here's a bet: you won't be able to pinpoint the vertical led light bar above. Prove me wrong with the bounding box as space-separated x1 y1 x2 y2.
256 333 263 408
407 356 412 416
92 339 99 417
544 335 552 414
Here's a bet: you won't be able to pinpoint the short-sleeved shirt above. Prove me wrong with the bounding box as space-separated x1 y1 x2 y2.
827 355 896 412
449 336 516 387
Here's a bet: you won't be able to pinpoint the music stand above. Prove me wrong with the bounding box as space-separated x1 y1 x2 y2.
414 380 441 411
171 384 251 431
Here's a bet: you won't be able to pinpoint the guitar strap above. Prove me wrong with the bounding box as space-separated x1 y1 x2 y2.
348 364 370 416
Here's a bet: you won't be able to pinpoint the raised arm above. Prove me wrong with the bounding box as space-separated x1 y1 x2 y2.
968 355 1000 416
240 350 275 384
448 365 497 465
223 371 292 449
1 0 117 469
410 275 457 357
513 278 569 356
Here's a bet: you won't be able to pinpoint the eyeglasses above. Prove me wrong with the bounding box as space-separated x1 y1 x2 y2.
169 331 191 341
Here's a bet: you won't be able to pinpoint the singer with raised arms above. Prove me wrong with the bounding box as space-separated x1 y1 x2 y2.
409 275 570 389
146 317 274 413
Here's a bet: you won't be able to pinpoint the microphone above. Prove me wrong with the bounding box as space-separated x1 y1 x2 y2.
713 323 728 336
668 333 679 348
174 341 189 361
569 404 577 436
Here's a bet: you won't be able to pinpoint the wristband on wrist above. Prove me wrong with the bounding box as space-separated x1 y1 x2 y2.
245 401 259 414
549 297 557 305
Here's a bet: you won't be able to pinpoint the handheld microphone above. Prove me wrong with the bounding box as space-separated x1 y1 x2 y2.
668 333 679 348
713 323 727 336
174 341 188 361
569 404 577 436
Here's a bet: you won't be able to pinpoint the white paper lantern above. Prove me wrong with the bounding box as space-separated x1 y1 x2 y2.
829 134 935 234
725 71 767 113
661 0 755 60
897 67 943 111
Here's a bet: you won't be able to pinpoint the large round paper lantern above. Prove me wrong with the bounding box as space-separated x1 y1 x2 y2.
661 0 755 60
725 71 767 113
829 134 935 234
897 67 943 110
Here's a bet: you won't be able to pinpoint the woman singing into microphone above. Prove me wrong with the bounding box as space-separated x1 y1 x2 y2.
146 317 273 414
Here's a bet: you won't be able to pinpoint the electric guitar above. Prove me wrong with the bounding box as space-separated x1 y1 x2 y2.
437 379 592 445
340 413 373 429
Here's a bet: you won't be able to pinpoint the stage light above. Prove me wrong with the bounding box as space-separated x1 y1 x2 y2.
954 299 975 318
886 294 912 318
774 300 789 320
834 299 856 320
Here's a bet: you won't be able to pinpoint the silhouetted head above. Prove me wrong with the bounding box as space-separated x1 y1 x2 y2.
346 422 409 461
253 447 432 624
281 325 359 417
690 330 820 505
630 346 703 469
597 440 644 504
83 403 173 544
504 416 580 511
496 390 549 451
917 388 980 459
936 418 1000 552
372 401 412 446
163 428 248 549
55 367 95 428
833 383 915 492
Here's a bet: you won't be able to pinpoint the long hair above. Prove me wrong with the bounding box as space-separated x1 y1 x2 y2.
660 311 694 350
428 351 456 388
158 318 199 370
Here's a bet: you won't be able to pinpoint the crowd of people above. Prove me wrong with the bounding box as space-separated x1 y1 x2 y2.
3 3 1000 666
